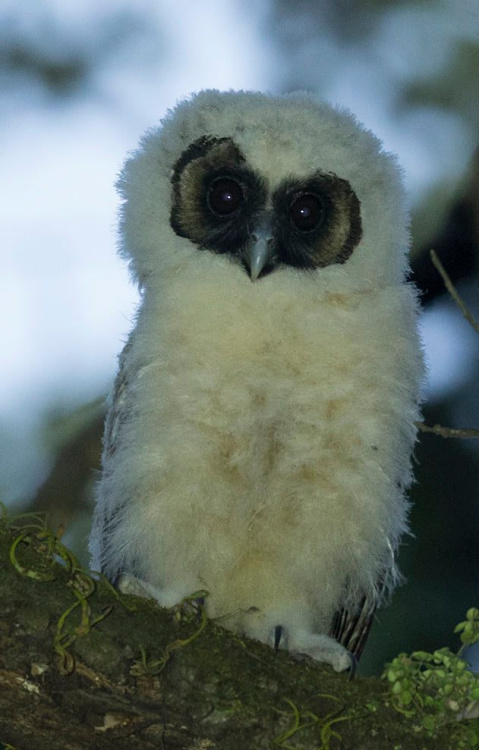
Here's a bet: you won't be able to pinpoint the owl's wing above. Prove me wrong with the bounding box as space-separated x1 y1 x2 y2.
329 590 380 661
92 335 134 579
103 335 133 464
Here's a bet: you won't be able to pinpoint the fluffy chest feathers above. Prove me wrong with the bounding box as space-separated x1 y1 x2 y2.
126 265 417 578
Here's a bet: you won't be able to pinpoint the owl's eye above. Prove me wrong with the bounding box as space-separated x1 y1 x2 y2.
207 178 244 216
290 192 324 232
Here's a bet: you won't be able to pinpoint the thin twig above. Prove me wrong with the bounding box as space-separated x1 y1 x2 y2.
419 252 479 440
416 421 479 439
430 249 479 334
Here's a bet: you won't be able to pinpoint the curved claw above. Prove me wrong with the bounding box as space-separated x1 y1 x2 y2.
274 624 284 652
347 651 358 680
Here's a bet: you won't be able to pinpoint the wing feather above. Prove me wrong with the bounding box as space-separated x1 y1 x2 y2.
93 336 134 580
330 574 389 660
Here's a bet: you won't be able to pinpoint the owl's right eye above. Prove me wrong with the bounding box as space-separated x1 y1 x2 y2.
207 178 244 216
289 192 325 232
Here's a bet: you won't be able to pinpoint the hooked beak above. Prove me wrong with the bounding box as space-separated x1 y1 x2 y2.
246 212 274 282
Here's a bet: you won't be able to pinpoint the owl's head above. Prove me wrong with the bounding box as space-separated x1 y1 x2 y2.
117 90 410 293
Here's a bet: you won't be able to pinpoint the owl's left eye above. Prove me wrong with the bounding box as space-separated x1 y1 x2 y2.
290 192 325 232
207 178 244 216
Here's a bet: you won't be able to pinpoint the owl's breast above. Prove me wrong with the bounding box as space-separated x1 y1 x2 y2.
123 272 420 598
147 272 409 500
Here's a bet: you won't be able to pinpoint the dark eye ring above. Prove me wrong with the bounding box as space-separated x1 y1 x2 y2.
207 177 244 216
289 192 325 232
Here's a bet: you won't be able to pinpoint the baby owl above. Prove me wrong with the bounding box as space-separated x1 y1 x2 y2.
90 90 423 671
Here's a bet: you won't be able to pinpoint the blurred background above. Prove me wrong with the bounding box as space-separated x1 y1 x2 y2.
1 0 478 674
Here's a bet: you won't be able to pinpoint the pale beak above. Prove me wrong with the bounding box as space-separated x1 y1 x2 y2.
246 213 274 282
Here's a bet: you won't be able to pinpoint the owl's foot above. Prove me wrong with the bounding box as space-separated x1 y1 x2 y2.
117 572 197 608
117 573 208 625
272 625 356 674
118 572 173 604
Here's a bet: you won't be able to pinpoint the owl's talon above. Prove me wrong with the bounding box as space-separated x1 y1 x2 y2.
273 624 284 652
347 651 357 679
176 594 207 621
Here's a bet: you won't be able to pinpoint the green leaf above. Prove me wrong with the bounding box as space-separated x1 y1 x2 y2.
421 715 437 731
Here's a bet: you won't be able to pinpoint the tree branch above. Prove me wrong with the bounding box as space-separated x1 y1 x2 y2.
0 522 458 749
429 249 479 334
416 422 479 439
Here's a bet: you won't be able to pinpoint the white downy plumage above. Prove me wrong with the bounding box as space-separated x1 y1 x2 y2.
90 90 424 671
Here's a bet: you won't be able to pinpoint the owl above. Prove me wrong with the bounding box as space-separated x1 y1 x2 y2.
90 90 423 672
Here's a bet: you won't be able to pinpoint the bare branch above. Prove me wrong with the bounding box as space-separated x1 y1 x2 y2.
430 249 479 334
417 252 479 440
416 421 479 439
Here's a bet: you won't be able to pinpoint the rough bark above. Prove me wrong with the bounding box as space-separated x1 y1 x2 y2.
0 524 463 749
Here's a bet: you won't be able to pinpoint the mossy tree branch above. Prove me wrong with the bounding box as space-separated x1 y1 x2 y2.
0 522 465 750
